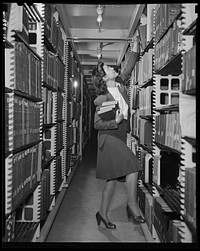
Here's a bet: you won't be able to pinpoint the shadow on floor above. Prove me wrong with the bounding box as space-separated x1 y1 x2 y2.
46 131 146 243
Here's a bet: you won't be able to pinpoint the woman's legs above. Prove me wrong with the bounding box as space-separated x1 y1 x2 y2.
99 179 117 221
125 172 141 216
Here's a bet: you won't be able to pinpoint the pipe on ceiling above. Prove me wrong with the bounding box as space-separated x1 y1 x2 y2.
66 37 133 43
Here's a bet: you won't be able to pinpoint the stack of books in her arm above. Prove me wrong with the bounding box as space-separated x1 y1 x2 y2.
98 100 119 121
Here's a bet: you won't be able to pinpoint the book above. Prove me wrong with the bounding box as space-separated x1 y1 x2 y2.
99 104 117 111
5 93 9 153
138 24 147 51
101 100 118 107
98 107 116 121
185 167 196 228
98 101 119 121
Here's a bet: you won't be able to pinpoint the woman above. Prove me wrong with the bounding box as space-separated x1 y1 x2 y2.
92 37 145 229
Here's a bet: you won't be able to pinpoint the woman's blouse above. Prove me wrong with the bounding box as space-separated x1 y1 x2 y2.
107 85 128 120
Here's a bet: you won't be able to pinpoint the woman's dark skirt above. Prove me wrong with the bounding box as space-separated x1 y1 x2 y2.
96 134 142 181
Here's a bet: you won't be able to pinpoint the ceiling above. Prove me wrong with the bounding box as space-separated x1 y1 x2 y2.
55 4 146 99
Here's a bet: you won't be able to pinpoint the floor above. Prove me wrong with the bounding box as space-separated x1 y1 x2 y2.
46 130 147 244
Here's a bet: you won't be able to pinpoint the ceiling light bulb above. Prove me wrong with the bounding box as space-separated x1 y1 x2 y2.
74 80 78 88
97 52 102 59
97 15 103 24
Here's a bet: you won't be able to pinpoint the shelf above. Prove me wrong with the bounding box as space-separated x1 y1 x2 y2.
131 133 139 140
141 37 154 56
57 119 65 123
139 143 153 154
24 3 43 23
155 52 182 76
182 136 196 147
140 115 153 121
13 140 42 155
4 40 14 48
49 195 55 210
57 53 65 67
5 87 13 93
4 3 85 244
58 87 65 93
155 11 182 45
66 144 74 151
14 90 42 102
154 104 179 113
56 146 64 154
183 19 197 35
5 151 12 158
144 182 154 195
153 183 182 216
24 3 38 23
183 89 196 96
43 123 56 130
163 186 181 205
162 192 182 216
32 4 44 22
140 78 153 88
182 215 197 241
139 210 155 242
14 31 42 61
154 141 181 155
42 82 58 92
153 182 164 195
44 36 57 54
42 156 56 169
9 182 39 215
67 98 74 102
37 188 67 242
66 155 80 187
13 221 40 242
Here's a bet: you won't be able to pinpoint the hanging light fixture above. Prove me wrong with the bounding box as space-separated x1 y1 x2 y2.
96 5 103 32
73 79 78 88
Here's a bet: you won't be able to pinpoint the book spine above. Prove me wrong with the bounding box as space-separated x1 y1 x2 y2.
185 167 196 228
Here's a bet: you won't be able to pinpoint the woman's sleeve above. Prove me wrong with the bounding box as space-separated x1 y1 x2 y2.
94 105 118 130
118 51 139 84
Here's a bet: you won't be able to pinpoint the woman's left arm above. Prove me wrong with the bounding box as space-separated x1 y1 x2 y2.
94 105 119 130
116 37 139 85
119 51 139 83
93 95 119 130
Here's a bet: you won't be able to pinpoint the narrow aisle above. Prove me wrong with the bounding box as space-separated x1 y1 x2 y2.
46 131 147 243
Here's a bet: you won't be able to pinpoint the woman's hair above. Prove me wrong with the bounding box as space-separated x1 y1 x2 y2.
92 61 108 95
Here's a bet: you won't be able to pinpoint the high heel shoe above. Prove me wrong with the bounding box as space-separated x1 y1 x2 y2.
126 204 145 224
96 212 116 229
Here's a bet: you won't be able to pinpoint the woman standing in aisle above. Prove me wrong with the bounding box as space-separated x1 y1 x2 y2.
92 37 145 229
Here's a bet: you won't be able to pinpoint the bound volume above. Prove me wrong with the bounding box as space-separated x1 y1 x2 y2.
98 100 119 121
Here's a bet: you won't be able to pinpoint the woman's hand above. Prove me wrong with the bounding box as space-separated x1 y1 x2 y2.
130 36 140 53
115 109 124 124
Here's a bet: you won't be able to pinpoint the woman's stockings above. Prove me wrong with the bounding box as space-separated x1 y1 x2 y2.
125 172 141 216
99 179 117 221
